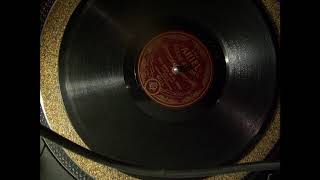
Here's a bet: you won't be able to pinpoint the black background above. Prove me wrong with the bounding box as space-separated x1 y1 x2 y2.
0 0 312 179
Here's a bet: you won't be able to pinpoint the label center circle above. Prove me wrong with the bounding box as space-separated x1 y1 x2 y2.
137 31 213 108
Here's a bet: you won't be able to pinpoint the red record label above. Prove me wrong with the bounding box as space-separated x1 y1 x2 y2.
137 31 213 108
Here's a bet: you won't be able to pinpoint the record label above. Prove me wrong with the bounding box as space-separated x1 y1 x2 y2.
138 31 213 108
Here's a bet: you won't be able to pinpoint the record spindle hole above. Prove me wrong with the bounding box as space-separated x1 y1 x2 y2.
171 64 181 75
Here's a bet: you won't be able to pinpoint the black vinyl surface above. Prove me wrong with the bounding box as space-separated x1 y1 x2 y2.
59 0 277 174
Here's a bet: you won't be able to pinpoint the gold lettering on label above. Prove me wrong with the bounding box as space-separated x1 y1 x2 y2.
181 47 189 56
148 82 158 91
193 63 201 72
189 55 196 62
163 45 198 88
180 72 196 87
175 81 182 90
174 45 183 62
163 46 175 64
154 65 173 91
186 52 193 59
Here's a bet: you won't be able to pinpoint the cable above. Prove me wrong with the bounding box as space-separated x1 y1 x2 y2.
40 123 280 178
40 137 46 157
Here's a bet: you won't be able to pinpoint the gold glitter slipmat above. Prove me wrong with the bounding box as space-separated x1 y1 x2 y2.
40 0 280 179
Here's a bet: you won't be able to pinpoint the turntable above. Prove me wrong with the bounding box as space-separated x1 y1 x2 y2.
40 0 280 179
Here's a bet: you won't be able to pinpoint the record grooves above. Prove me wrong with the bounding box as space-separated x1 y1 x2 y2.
58 0 277 175
40 0 279 179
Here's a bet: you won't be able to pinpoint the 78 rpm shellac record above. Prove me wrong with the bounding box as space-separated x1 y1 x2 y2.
56 0 278 177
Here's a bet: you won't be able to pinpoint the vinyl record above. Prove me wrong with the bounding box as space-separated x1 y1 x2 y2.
58 0 277 175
